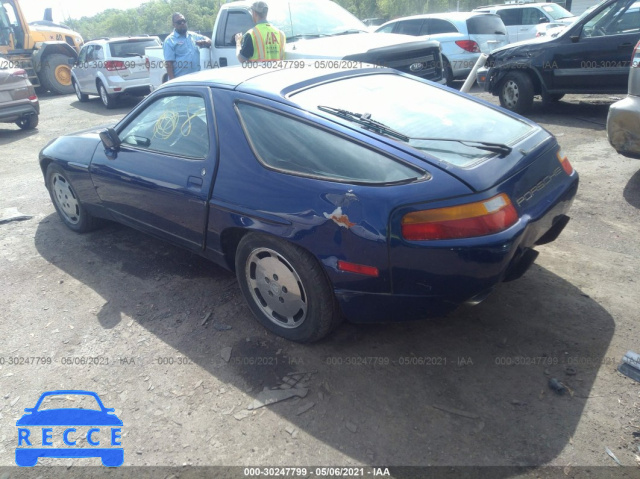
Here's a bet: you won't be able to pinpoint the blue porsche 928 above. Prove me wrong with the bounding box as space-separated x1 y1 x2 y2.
39 65 578 342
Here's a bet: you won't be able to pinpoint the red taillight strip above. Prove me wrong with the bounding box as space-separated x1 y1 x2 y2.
402 193 519 241
455 40 480 53
105 61 126 71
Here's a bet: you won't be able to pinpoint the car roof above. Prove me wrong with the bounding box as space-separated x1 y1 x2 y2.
162 65 398 102
384 11 498 21
85 36 159 45
474 2 551 9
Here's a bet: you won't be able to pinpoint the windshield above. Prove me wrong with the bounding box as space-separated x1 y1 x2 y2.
541 3 574 19
266 0 367 39
292 74 534 167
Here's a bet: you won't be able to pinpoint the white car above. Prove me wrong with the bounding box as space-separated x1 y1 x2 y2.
71 36 161 108
376 12 509 84
473 2 576 42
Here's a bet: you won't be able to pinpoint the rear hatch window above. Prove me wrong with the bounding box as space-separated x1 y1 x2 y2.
467 14 508 52
291 73 533 169
467 14 507 35
107 38 160 78
291 72 542 192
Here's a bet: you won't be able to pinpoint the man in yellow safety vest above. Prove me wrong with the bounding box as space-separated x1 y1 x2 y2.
235 1 286 62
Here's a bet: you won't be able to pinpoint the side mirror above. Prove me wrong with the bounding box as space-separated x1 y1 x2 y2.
99 128 121 151
539 17 550 24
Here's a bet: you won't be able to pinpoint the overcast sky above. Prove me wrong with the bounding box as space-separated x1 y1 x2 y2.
21 0 149 23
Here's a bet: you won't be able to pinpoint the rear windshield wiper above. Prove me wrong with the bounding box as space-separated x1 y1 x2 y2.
318 105 410 141
318 105 512 156
409 137 513 156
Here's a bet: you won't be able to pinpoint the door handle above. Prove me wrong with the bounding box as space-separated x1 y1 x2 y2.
618 42 633 49
187 176 203 190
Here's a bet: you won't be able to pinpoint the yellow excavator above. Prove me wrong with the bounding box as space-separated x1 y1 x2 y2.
0 0 83 94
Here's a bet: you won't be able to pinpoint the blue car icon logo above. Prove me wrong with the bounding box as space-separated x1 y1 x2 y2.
16 390 123 467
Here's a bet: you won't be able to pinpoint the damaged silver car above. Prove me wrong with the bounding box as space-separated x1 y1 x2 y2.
607 39 640 159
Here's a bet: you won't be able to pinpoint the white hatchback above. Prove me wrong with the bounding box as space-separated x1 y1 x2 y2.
376 12 509 84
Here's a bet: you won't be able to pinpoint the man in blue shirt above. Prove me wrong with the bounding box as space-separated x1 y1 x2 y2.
163 12 211 80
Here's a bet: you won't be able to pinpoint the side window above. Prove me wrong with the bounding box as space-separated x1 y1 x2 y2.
497 10 520 26
94 45 104 61
395 19 424 36
77 46 88 63
221 11 254 46
426 19 459 34
236 103 423 184
522 8 544 25
608 4 640 34
376 23 396 33
85 46 95 62
119 95 210 159
583 1 640 37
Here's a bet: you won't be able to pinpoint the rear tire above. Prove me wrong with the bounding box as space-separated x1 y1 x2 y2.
499 71 534 114
16 114 38 130
46 163 99 233
98 82 116 109
235 232 339 342
40 53 74 95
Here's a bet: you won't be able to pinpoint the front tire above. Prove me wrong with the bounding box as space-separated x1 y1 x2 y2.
499 72 534 114
235 233 339 342
40 53 74 94
46 163 98 233
73 80 88 102
98 82 116 109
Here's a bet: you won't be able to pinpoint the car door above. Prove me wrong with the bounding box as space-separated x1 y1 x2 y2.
89 87 216 250
549 0 640 91
213 8 254 67
75 45 92 93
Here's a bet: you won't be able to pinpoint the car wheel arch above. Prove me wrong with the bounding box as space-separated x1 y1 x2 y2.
490 65 542 96
219 227 330 280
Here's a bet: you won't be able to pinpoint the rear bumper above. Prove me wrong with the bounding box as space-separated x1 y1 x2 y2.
336 174 578 323
0 102 39 123
104 76 151 96
607 95 640 159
